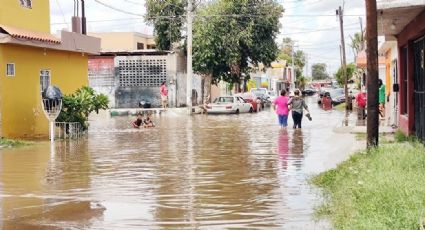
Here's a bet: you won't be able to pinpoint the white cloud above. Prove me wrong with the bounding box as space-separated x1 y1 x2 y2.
50 0 153 34
279 0 365 74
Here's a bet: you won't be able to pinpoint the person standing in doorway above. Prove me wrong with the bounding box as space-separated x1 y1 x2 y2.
378 79 385 119
288 89 310 129
273 89 290 129
160 81 168 109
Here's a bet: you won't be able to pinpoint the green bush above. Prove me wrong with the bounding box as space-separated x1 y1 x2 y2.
57 86 109 130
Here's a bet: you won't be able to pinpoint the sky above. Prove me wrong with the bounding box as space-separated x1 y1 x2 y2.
50 0 366 76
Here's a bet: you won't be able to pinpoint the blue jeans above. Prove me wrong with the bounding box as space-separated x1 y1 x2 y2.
278 114 288 127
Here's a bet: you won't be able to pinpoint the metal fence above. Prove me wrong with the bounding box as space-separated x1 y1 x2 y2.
53 122 85 140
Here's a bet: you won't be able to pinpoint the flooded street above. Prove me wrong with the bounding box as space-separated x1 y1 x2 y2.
0 97 357 229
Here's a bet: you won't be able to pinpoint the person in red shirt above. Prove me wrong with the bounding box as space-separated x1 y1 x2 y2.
160 81 168 109
356 89 367 120
321 92 332 110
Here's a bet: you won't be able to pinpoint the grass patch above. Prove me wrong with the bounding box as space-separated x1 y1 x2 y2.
334 102 346 111
395 130 418 143
355 133 366 141
0 138 31 148
311 141 425 229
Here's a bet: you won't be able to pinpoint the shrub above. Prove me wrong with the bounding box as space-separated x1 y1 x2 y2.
57 86 109 130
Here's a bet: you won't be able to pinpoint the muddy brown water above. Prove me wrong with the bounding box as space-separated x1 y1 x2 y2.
0 97 356 229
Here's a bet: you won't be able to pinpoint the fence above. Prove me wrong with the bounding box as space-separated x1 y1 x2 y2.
53 122 85 140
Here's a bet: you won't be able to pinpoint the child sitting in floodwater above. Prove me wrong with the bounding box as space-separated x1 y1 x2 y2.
143 114 155 128
132 113 143 128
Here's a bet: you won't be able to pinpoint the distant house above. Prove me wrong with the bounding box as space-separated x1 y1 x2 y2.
89 32 156 51
377 0 425 142
0 0 100 138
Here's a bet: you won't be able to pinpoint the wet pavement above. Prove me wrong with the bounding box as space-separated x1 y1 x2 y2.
0 97 359 229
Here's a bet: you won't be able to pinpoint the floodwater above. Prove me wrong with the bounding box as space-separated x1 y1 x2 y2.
0 97 357 229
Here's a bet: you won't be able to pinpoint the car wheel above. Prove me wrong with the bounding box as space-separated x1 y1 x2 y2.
249 107 253 113
235 109 240 114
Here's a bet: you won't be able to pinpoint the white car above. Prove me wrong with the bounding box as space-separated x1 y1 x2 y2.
206 96 254 114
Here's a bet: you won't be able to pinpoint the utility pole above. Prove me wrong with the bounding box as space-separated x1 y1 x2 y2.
305 53 308 77
366 0 379 148
186 0 193 115
337 6 349 111
81 0 86 34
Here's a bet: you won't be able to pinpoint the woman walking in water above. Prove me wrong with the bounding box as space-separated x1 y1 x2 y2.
288 89 310 129
273 89 290 129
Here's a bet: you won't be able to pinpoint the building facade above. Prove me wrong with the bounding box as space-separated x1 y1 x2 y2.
89 32 156 52
378 1 425 142
0 0 100 138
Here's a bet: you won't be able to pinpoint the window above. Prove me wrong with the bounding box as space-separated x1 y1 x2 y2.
40 70 51 94
147 44 156 50
137 42 144 50
19 0 32 8
6 63 15 77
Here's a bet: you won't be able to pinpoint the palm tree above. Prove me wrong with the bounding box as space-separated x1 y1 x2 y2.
350 32 364 60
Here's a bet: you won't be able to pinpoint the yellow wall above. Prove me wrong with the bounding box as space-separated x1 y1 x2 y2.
0 44 88 138
0 0 50 33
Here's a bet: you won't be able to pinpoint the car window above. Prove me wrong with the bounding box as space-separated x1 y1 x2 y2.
238 97 246 103
221 97 234 103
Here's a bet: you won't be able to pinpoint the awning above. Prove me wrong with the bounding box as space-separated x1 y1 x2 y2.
356 50 386 68
0 24 61 44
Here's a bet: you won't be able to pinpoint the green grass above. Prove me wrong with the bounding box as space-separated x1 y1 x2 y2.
0 138 31 148
311 141 425 229
334 102 346 111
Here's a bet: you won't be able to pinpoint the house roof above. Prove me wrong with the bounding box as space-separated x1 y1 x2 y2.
356 50 386 68
0 25 61 44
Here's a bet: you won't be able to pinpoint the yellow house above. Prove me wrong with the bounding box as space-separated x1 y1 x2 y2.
0 0 100 138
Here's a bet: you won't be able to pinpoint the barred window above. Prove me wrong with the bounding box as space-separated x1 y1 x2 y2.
6 63 15 77
118 58 167 87
40 69 51 94
19 0 32 8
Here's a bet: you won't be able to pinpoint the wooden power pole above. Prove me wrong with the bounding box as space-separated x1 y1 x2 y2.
366 0 379 148
337 6 349 112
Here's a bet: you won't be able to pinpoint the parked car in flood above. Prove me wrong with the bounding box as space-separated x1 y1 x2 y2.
250 88 270 108
234 93 259 112
206 96 254 114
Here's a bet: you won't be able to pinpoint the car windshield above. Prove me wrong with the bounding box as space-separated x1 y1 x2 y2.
214 97 234 103
251 89 266 95
330 89 344 98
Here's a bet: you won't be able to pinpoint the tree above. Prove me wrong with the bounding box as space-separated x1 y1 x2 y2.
350 32 364 60
57 86 109 130
193 0 283 103
278 38 306 80
296 76 308 90
311 63 329 80
145 0 186 51
335 63 356 86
